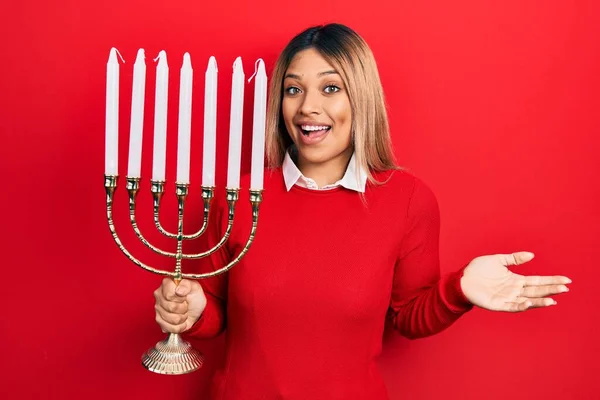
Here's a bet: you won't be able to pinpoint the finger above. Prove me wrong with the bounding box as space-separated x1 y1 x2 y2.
502 300 532 312
521 284 569 298
161 278 185 303
499 252 535 267
502 296 556 312
154 313 168 333
524 275 572 286
175 279 193 298
155 313 188 334
154 287 182 305
155 304 189 326
518 297 557 308
157 298 187 314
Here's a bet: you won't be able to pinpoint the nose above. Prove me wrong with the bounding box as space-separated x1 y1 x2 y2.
299 89 322 116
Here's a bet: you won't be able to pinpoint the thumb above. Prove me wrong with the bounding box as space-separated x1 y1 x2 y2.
498 251 535 267
175 279 193 297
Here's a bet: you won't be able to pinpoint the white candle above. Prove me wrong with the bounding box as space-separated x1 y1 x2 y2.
202 56 218 187
226 57 245 189
105 47 120 175
152 50 169 182
250 59 267 190
176 53 193 184
127 48 146 178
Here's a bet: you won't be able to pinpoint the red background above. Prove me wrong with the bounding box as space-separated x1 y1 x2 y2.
1 1 598 399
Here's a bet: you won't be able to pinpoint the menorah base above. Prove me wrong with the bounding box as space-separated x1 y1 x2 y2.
141 333 204 374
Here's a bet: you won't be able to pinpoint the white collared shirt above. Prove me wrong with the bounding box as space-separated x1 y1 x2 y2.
282 150 367 193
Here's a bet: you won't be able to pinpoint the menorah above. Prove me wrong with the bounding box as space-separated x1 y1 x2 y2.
103 48 267 374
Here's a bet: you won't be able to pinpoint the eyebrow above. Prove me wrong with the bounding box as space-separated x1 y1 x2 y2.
284 70 339 80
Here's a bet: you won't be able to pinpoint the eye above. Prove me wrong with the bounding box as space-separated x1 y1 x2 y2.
323 85 341 94
284 86 301 95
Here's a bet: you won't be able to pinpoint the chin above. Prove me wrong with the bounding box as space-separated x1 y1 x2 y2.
296 145 348 165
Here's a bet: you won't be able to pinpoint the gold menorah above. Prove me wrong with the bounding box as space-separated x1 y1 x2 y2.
103 47 267 374
104 177 262 374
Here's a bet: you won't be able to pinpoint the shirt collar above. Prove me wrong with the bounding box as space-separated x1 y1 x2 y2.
282 149 367 193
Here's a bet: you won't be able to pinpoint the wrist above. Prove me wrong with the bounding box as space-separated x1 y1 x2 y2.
459 273 473 305
441 267 474 313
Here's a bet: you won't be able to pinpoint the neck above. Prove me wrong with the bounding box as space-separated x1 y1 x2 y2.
296 148 353 188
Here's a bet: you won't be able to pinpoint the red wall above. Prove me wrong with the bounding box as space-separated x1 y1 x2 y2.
2 1 598 399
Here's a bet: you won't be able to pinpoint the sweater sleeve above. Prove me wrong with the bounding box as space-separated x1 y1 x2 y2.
182 189 231 340
389 178 473 340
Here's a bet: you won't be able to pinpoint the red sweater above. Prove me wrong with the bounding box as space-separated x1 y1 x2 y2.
184 168 473 399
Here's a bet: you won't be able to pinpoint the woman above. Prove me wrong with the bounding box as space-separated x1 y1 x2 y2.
153 23 571 399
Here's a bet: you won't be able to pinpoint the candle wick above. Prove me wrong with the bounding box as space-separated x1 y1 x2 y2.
114 47 126 64
247 58 263 83
153 51 166 63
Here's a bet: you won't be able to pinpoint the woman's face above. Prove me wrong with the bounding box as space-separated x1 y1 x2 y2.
281 48 353 168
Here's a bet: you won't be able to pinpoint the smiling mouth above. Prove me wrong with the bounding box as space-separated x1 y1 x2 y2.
298 124 332 136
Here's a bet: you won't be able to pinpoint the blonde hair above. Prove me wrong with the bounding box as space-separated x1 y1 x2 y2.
266 23 397 182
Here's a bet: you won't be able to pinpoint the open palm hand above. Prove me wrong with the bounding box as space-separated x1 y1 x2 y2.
460 252 571 312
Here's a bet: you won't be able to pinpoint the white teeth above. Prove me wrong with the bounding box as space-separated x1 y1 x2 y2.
301 124 330 131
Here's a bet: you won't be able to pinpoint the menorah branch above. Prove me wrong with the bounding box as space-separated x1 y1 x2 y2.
180 193 236 259
151 180 177 239
127 177 178 258
152 181 215 240
104 175 174 278
181 189 263 279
